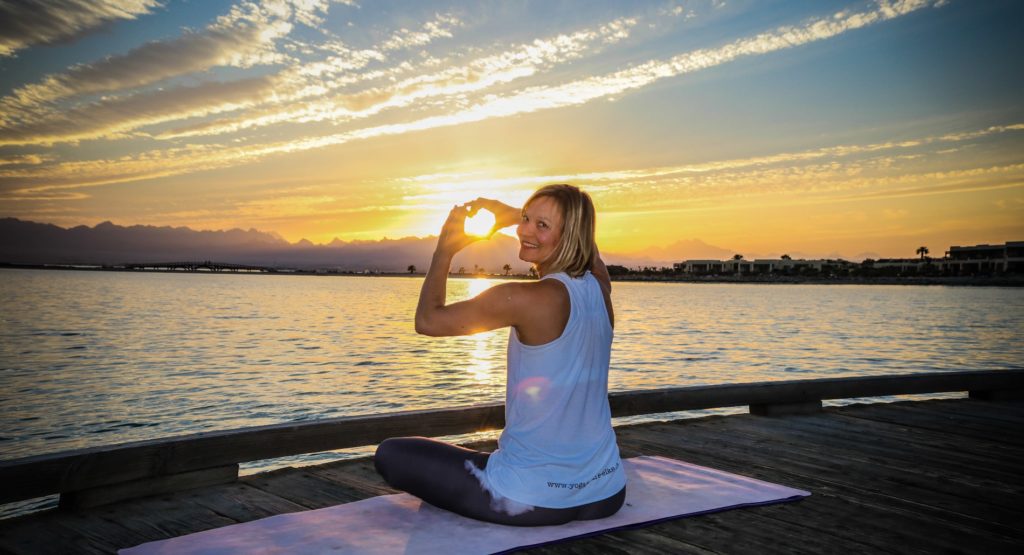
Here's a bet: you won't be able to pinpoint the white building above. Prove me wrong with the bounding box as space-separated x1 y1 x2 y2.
676 257 847 275
943 241 1024 274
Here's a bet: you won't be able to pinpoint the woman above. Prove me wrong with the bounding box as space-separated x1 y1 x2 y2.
374 184 626 526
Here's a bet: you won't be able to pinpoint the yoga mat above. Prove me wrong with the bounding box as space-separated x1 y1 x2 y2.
121 456 809 555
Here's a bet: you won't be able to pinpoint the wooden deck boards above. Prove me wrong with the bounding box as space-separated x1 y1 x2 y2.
2 398 1022 554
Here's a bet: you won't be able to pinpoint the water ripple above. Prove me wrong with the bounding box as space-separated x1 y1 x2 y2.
1 270 1022 467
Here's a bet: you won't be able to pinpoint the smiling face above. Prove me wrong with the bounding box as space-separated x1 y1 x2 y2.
517 195 564 275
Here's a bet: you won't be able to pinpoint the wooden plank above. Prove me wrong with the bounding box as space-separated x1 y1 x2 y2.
694 414 1024 525
879 402 1024 438
723 410 1024 481
772 409 1024 483
928 399 1024 423
305 460 398 498
4 370 1022 504
668 417 1024 516
831 403 1024 454
616 419 1024 533
841 403 1024 445
607 369 1024 418
18 482 301 555
57 492 240 553
241 467 368 509
614 422 1024 552
59 464 239 510
650 510 886 555
834 402 1024 460
526 527 716 555
184 481 308 523
0 513 141 555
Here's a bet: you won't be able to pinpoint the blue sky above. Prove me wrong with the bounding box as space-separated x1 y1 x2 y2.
0 0 1021 259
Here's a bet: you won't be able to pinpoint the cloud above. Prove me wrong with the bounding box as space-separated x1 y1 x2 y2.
7 121 1022 204
396 124 1024 211
0 76 278 146
379 13 463 51
0 6 636 145
0 0 946 183
128 15 638 140
0 0 307 124
413 0 939 124
0 0 160 57
0 154 50 167
152 0 937 164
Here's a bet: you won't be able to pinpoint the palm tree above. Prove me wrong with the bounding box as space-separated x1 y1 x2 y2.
457 266 466 275
407 264 416 274
916 246 929 260
732 254 744 260
502 263 512 276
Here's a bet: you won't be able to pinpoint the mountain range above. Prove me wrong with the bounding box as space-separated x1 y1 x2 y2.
0 218 734 272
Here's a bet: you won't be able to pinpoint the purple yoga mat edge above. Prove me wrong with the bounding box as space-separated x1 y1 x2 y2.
491 493 810 555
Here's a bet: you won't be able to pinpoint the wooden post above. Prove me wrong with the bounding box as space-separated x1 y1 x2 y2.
749 400 823 417
969 389 1024 401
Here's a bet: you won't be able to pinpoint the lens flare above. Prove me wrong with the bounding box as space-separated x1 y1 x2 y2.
516 376 550 403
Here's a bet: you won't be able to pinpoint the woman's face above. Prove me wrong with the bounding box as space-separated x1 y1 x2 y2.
517 195 563 271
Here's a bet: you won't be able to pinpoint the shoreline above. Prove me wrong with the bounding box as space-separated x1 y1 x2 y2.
2 262 1022 286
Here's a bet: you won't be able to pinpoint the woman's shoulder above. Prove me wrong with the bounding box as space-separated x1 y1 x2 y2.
494 277 568 301
488 278 569 318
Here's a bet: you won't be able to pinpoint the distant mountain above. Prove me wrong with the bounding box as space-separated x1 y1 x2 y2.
636 239 735 262
0 218 534 273
0 217 762 271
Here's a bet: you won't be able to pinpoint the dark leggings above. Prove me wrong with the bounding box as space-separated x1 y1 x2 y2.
374 437 626 526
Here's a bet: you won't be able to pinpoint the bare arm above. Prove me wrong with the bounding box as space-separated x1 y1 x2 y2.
590 245 611 293
415 203 532 337
590 245 614 328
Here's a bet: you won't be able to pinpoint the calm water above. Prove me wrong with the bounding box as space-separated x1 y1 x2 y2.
2 268 1023 513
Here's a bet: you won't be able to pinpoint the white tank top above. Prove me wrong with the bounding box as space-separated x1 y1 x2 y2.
484 271 626 508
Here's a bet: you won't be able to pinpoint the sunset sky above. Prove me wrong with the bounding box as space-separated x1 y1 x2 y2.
1 0 1022 260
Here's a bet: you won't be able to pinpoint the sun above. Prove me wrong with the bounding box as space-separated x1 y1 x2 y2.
464 209 496 238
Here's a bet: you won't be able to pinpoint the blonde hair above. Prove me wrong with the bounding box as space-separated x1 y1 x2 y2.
525 184 596 278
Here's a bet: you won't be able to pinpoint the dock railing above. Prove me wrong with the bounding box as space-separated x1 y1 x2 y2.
2 369 1021 510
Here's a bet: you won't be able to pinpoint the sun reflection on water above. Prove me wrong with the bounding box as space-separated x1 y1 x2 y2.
466 277 494 298
464 278 499 384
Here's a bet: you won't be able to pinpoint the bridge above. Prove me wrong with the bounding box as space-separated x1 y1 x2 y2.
122 261 277 273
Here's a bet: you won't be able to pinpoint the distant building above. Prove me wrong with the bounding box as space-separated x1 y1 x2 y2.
674 260 726 274
749 259 835 273
674 241 1021 276
871 258 930 272
675 257 853 275
944 241 1024 274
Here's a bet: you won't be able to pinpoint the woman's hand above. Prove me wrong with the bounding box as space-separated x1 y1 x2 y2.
468 197 521 237
435 203 481 257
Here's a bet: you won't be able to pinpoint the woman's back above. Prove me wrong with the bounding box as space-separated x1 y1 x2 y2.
484 271 625 509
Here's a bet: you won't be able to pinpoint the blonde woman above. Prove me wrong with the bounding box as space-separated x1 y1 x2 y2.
374 184 625 526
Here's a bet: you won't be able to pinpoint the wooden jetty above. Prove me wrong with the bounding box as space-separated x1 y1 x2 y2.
1 370 1022 554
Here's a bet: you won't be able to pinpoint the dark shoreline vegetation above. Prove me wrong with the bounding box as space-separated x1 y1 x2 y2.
2 262 1022 287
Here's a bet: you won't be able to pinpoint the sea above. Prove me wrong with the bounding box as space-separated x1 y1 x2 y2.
1 268 1022 516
